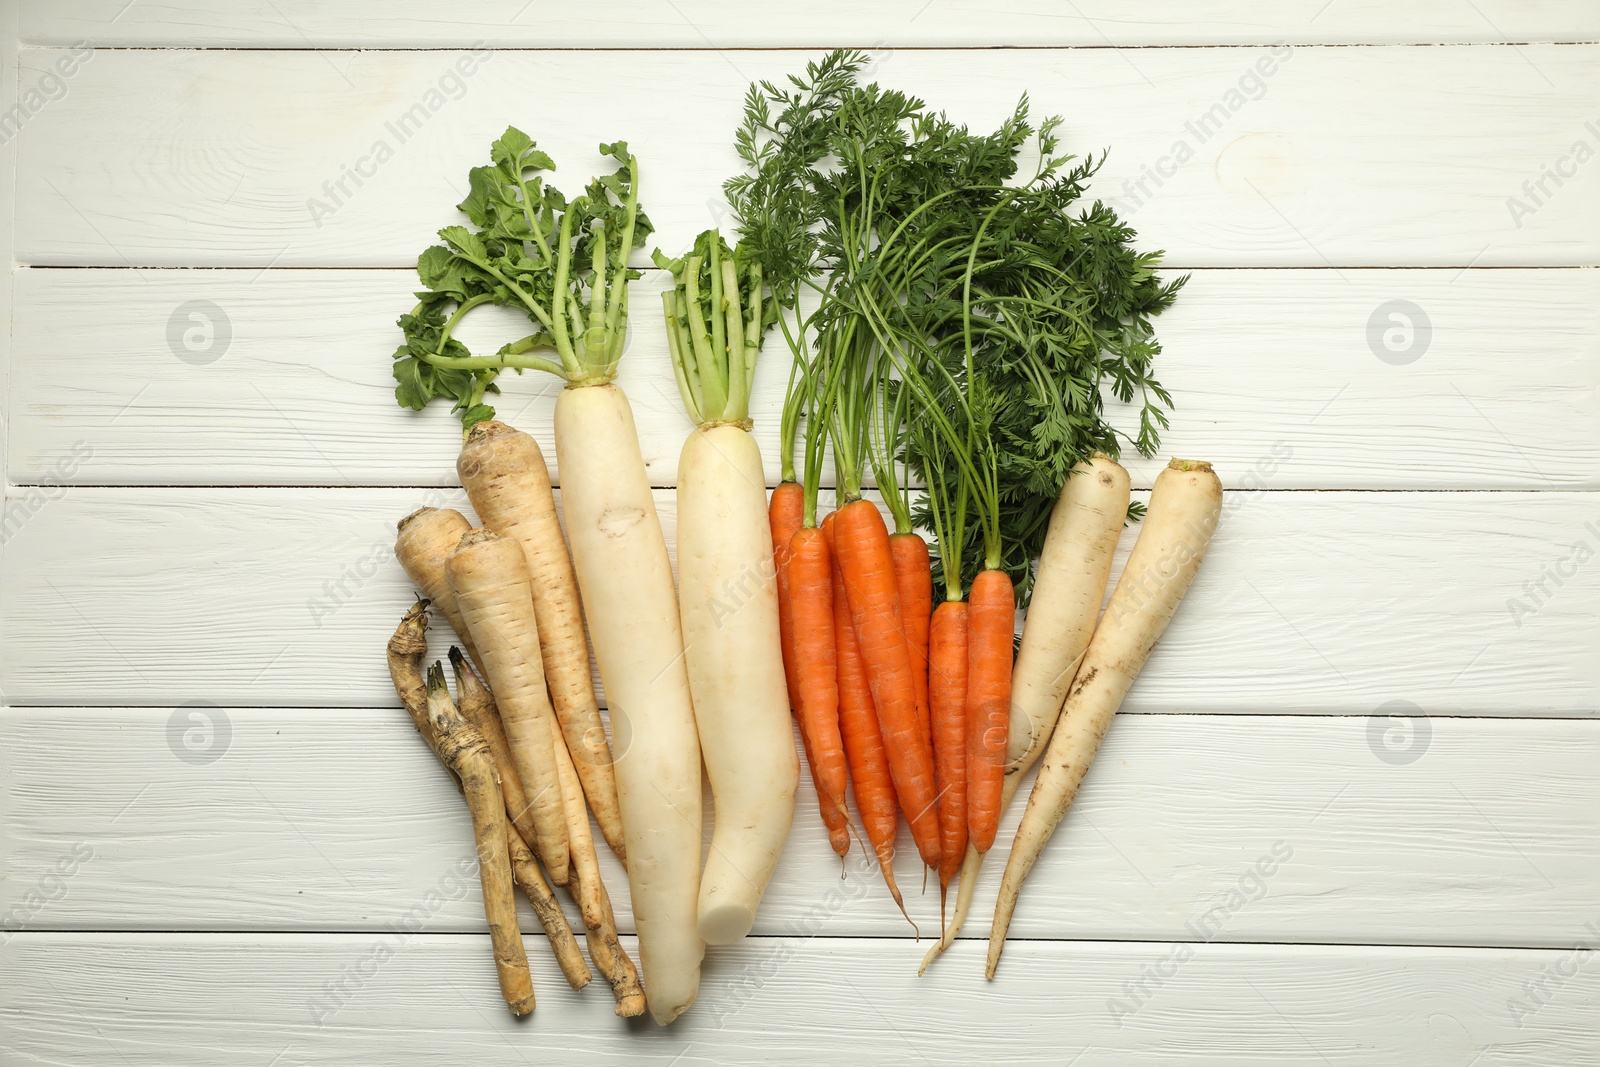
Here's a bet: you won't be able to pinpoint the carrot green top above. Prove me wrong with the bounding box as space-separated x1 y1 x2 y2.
391 127 653 433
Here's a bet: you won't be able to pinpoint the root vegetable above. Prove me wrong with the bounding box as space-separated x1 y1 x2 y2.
890 532 934 743
920 454 1130 973
551 721 647 1018
770 480 806 716
391 132 701 1021
831 498 941 869
395 508 480 669
449 647 539 851
454 645 642 1015
425 664 535 1016
770 480 855 856
929 599 969 914
824 513 913 927
678 425 798 945
386 598 440 748
986 459 1221 977
965 569 1014 855
447 528 570 886
457 420 627 863
556 381 703 1025
656 232 801 945
786 526 852 856
505 828 592 991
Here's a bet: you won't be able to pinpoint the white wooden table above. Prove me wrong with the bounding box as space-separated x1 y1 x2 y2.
2 4 1597 1063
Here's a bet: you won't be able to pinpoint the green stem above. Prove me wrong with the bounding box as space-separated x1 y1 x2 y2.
721 258 749 423
604 156 641 340
660 289 702 424
514 171 554 263
550 207 579 373
434 293 494 357
421 351 565 376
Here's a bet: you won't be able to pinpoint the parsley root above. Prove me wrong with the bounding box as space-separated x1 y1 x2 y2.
987 459 1221 977
457 420 626 864
447 528 570 886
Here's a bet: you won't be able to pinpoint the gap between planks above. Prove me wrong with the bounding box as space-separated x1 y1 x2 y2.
3 930 1589 953
17 43 1600 52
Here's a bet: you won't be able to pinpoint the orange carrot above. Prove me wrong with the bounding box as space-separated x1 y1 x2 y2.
929 599 969 911
965 568 1014 854
786 525 851 857
890 532 934 748
830 499 940 868
770 481 805 716
824 514 911 923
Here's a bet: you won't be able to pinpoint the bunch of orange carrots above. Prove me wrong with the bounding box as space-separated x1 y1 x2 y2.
763 308 1023 937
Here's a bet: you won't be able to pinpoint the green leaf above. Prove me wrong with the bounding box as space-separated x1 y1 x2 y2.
392 356 432 410
455 165 504 228
459 403 497 431
492 126 535 166
438 225 489 264
392 126 649 429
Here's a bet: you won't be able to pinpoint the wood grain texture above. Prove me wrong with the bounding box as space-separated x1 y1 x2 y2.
14 46 1600 268
20 1 1600 47
9 267 1599 489
3 14 1599 1056
1 488 1596 713
3 933 1598 1064
1 709 1595 947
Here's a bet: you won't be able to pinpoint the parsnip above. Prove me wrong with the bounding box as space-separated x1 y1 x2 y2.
986 459 1222 977
920 454 1130 972
458 420 627 863
447 528 570 886
394 508 481 670
449 648 540 852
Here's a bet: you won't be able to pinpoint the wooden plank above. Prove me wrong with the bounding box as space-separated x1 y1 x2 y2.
1 488 1597 713
9 266 1599 490
4 933 1599 1063
13 46 1600 268
20 1 1600 47
2 708 1594 947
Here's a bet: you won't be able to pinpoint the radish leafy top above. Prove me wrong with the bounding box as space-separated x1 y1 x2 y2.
652 230 773 428
392 127 653 432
